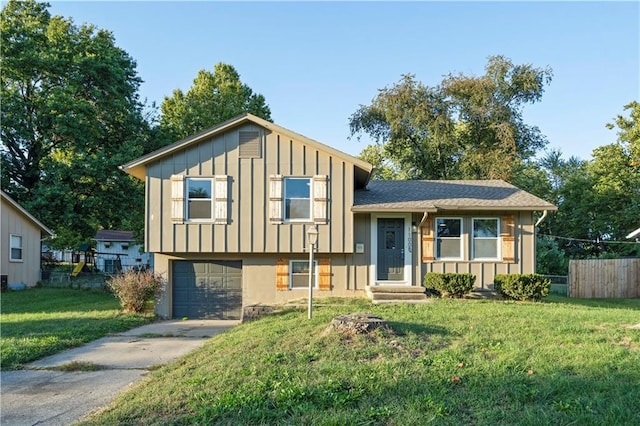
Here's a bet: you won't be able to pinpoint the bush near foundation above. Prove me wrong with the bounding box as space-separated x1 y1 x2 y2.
423 273 476 298
494 274 551 301
106 270 163 313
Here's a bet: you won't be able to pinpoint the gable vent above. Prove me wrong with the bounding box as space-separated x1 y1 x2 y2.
239 130 261 158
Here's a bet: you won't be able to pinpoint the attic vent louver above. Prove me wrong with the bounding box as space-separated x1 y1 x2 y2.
239 130 261 158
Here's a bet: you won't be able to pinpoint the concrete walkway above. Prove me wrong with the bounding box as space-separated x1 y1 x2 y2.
1 319 239 426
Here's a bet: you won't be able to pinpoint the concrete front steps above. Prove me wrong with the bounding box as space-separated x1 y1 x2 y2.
366 285 430 304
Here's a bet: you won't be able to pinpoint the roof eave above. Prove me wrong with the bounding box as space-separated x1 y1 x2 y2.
1 191 55 237
352 205 557 213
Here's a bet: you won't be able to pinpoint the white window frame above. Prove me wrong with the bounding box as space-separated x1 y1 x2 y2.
471 217 500 260
289 259 318 290
186 177 213 221
435 218 463 260
284 177 312 222
10 234 23 262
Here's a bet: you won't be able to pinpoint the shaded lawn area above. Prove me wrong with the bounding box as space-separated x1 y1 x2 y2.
81 296 640 426
1 287 155 370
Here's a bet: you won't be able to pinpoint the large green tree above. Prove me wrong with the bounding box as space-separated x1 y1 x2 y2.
160 63 272 141
1 0 152 248
350 56 552 180
534 102 640 267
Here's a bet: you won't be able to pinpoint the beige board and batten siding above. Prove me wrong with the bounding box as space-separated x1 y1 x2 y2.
421 211 534 289
1 193 53 287
146 123 355 254
153 252 370 317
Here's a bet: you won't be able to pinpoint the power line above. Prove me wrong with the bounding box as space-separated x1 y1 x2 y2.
538 234 640 245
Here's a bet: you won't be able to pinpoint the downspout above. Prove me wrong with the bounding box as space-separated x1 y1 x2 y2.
534 210 549 227
418 211 429 227
533 210 549 274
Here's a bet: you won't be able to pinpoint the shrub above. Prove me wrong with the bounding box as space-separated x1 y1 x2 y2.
106 270 163 313
423 273 476 298
494 274 551 301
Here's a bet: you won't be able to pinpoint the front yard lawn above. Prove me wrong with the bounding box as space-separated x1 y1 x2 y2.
1 287 155 370
81 296 640 425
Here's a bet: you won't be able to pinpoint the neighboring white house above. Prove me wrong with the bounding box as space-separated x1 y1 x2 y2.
1 190 54 287
93 230 151 273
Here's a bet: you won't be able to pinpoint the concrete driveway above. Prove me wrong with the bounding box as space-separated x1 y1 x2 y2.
1 319 239 426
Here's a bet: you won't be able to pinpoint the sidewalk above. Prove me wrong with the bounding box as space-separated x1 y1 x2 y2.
1 319 239 426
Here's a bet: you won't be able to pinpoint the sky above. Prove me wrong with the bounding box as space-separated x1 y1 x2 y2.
45 1 639 161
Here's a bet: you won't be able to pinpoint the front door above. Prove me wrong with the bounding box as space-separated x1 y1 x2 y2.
377 218 404 281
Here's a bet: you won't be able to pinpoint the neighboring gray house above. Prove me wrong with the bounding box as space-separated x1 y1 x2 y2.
93 230 151 273
1 190 54 288
121 113 556 320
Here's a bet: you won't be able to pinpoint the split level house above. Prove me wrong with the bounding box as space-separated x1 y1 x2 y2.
1 190 54 288
121 114 557 320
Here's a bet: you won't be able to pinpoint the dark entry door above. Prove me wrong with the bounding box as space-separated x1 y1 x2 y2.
172 260 242 319
377 218 404 281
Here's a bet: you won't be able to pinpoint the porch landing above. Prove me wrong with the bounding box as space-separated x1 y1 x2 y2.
366 285 430 304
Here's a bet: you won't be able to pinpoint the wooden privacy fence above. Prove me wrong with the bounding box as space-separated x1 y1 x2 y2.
568 258 640 298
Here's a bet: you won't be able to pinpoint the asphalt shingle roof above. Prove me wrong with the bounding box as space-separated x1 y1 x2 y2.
353 180 557 212
94 230 135 241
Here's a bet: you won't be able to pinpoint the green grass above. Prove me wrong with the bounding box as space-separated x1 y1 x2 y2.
1 287 155 370
81 296 640 425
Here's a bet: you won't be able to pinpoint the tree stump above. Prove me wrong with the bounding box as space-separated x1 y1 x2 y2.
324 313 392 336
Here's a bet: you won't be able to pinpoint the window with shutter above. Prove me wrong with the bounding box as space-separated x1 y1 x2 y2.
472 218 499 260
175 176 229 223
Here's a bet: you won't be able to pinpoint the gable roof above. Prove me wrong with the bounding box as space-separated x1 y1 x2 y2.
353 180 557 212
94 230 135 241
1 190 54 236
120 113 374 186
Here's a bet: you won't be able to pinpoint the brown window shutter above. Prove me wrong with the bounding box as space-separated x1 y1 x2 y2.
170 174 185 224
501 215 515 263
276 258 289 290
269 175 283 223
421 219 434 262
313 175 328 224
318 258 331 291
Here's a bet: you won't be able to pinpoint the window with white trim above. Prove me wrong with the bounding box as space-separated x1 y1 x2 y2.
10 234 23 261
289 260 318 289
472 218 499 259
284 178 311 221
187 178 213 220
436 218 462 259
179 176 228 223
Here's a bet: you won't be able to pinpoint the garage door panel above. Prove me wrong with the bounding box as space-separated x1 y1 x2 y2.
172 261 242 320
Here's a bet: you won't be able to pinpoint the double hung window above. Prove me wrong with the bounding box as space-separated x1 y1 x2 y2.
436 218 462 259
289 260 318 289
284 178 311 221
472 218 499 259
10 234 23 261
187 179 213 220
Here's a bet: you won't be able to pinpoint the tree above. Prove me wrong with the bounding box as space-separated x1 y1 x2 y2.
349 56 552 180
1 0 152 248
160 63 272 141
537 102 640 262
